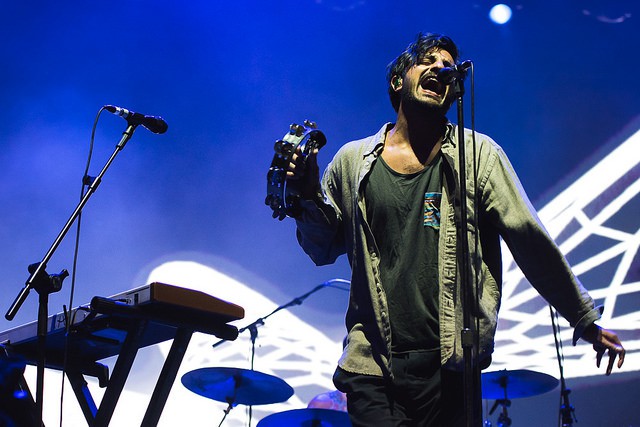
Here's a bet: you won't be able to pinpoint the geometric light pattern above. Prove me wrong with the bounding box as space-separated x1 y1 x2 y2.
491 128 640 378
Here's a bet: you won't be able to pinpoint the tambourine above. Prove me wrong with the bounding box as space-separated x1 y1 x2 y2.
265 120 326 220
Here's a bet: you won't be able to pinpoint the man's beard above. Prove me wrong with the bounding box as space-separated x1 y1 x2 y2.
400 85 453 117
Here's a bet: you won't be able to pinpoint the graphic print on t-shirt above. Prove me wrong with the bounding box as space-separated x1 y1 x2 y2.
423 192 441 228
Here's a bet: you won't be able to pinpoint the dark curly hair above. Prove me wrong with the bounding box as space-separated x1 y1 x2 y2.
386 33 460 112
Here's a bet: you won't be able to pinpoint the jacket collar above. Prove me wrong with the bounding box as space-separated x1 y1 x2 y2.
363 123 393 158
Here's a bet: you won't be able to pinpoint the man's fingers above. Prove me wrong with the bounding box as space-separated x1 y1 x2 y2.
606 350 616 375
601 329 626 370
595 345 604 368
287 153 304 178
610 343 626 370
593 333 625 375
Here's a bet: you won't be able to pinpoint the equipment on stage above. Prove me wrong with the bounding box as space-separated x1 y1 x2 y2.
0 282 244 427
482 369 558 399
3 105 169 426
482 369 559 427
204 279 351 426
257 408 351 427
265 120 327 220
181 367 293 406
104 105 168 134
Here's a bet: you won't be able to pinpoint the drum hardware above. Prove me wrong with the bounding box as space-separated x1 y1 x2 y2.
257 408 351 427
482 369 559 427
181 367 294 427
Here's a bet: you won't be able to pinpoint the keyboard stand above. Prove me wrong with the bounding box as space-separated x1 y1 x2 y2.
1 283 243 427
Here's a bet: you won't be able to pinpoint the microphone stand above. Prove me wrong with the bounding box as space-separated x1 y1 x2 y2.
549 306 576 426
4 122 139 425
212 279 347 350
449 69 481 427
211 279 345 427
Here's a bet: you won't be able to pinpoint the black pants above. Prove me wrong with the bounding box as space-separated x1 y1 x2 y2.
334 349 477 427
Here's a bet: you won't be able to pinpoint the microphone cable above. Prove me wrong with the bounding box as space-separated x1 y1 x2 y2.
550 305 577 427
57 106 107 427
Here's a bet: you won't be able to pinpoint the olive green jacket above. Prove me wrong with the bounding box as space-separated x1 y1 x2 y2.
296 123 599 377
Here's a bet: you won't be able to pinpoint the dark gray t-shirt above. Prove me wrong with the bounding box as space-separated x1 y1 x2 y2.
364 154 442 352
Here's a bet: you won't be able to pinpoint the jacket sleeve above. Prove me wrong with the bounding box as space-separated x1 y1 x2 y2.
480 142 601 340
295 156 346 266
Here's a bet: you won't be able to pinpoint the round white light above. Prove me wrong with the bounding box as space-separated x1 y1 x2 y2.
489 4 513 25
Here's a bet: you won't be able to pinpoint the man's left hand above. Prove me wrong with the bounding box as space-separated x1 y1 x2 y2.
582 323 625 375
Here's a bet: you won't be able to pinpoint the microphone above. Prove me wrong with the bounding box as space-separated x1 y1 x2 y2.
436 60 472 85
105 105 168 134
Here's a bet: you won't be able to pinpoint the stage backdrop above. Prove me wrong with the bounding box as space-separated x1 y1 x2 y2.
0 1 638 426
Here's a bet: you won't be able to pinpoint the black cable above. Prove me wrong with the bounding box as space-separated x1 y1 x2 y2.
58 106 105 427
550 306 564 427
550 305 576 427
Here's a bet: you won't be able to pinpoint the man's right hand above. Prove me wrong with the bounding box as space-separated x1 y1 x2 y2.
287 147 321 200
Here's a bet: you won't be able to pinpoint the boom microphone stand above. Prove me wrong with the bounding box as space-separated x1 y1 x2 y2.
438 61 481 427
4 121 139 426
211 279 350 426
212 279 350 352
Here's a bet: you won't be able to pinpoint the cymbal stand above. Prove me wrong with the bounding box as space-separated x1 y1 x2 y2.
488 376 512 427
488 398 511 427
217 387 239 427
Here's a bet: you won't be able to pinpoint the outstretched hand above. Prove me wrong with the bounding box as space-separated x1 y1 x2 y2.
581 323 625 375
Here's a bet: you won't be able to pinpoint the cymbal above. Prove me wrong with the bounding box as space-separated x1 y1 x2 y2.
257 408 351 427
181 367 294 406
482 369 559 399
